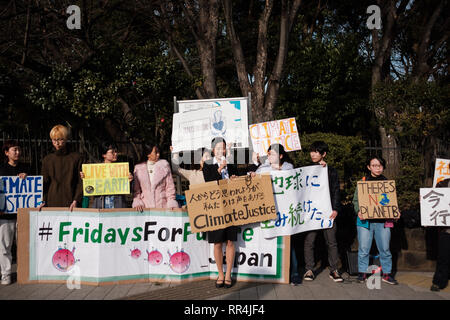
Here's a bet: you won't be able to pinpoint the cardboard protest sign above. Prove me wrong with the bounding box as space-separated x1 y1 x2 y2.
357 180 400 219
17 208 289 285
0 176 43 214
249 118 301 156
185 175 277 233
433 158 450 187
171 97 249 152
420 188 450 227
260 166 334 239
82 162 130 196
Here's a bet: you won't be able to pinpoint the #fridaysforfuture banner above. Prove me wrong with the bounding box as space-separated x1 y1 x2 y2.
0 176 43 214
433 158 450 187
260 166 333 239
17 208 289 285
249 118 301 156
171 97 249 153
357 180 400 220
420 188 450 227
184 175 277 233
82 162 130 196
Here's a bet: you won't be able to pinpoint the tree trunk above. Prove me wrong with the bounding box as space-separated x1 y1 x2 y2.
223 0 301 123
370 0 403 178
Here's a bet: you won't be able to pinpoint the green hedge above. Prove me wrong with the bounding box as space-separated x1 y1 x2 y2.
288 132 366 203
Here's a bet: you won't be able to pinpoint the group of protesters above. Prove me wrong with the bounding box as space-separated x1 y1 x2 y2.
0 124 448 293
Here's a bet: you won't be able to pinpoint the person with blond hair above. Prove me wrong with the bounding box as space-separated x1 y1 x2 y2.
39 125 83 211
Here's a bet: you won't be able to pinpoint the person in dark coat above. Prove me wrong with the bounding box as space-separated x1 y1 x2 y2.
202 137 239 289
303 141 344 283
430 162 450 292
80 142 133 209
39 125 83 211
0 140 30 285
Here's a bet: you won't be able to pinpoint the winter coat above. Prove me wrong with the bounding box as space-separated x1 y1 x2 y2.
132 159 179 209
41 146 83 207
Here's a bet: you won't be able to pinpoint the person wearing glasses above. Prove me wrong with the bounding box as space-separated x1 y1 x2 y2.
352 156 400 285
39 125 83 211
79 142 133 209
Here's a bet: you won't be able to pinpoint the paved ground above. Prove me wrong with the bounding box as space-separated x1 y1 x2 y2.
1 264 449 300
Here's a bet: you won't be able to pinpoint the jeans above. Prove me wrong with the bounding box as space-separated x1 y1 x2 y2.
432 231 450 289
290 236 299 278
357 222 392 274
304 222 339 272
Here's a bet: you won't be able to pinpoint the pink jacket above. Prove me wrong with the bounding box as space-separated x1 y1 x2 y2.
132 160 179 209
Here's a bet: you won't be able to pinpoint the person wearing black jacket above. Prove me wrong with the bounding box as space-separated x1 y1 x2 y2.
0 140 30 285
303 141 343 283
430 163 450 292
202 137 239 289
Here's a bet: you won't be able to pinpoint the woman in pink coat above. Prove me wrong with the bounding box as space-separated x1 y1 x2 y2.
132 143 179 211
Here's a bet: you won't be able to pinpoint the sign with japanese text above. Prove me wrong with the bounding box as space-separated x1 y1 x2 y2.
172 97 249 152
17 208 290 285
357 180 400 220
433 158 450 187
82 162 130 196
184 175 277 233
260 166 333 239
0 176 43 214
249 118 301 156
420 188 450 227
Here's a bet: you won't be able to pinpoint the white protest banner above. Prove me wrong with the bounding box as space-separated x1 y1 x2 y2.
171 97 249 152
433 158 450 187
260 166 333 239
249 118 301 155
0 176 43 214
420 188 450 227
18 208 289 285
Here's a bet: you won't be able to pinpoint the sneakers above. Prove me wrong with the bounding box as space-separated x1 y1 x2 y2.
329 270 344 282
303 270 315 281
1 274 11 285
382 274 398 285
357 273 367 283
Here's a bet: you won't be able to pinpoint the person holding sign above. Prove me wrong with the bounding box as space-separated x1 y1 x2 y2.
0 140 29 285
39 125 83 211
352 156 400 285
255 143 302 285
80 143 133 209
430 164 450 292
170 146 211 186
302 141 343 283
202 137 239 289
132 143 179 211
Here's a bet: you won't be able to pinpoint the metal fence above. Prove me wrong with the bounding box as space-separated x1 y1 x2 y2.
1 129 139 175
1 132 449 184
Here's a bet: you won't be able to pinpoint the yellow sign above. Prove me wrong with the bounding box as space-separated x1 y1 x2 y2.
249 117 301 155
82 162 130 196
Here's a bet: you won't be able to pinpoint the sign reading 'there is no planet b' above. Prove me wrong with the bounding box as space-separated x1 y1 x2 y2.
357 180 400 220
82 162 130 196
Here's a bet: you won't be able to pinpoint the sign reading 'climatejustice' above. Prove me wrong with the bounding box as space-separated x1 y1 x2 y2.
185 175 277 233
